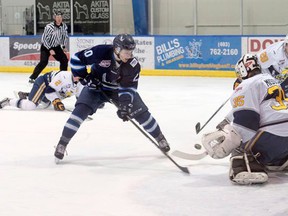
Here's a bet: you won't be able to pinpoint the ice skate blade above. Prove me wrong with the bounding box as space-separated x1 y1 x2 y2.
54 157 62 164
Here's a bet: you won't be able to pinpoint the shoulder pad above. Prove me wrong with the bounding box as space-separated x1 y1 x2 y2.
130 58 138 68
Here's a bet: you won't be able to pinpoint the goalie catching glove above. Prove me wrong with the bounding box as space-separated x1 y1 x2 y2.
52 98 65 111
201 124 242 159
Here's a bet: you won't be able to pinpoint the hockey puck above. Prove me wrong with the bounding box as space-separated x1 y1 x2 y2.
194 144 202 150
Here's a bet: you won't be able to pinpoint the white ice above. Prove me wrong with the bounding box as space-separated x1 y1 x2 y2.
0 73 287 216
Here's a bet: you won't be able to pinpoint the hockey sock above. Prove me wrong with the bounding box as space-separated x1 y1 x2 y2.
134 111 161 139
8 98 21 107
59 104 92 145
16 99 23 108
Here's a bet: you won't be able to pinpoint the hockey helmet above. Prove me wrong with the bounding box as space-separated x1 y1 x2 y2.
235 54 260 79
113 34 136 53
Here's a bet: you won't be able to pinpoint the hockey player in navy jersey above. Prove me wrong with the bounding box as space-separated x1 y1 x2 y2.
54 34 170 161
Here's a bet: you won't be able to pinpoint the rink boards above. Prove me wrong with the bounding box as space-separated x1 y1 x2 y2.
0 35 284 77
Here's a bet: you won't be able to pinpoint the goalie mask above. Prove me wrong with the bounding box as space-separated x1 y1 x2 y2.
201 124 242 159
235 54 260 80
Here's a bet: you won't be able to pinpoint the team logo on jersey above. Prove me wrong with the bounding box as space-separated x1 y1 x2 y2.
130 58 138 67
99 60 111 67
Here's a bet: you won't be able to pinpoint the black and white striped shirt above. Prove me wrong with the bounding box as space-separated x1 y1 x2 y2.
41 22 68 50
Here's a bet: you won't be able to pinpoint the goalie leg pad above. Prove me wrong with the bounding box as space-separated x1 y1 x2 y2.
229 154 268 185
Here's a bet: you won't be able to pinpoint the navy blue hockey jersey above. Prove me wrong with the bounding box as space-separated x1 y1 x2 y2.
70 44 140 104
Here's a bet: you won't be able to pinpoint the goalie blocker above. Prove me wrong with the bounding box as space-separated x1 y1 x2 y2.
201 124 268 185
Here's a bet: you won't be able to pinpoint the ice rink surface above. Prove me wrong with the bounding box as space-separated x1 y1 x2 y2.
0 73 288 216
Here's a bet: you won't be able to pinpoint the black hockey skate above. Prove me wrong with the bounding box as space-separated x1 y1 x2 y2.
98 102 105 109
0 98 10 109
28 78 35 84
156 134 170 152
54 143 67 163
39 96 51 109
18 91 29 99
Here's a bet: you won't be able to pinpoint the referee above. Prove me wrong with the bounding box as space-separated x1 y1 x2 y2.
29 12 68 83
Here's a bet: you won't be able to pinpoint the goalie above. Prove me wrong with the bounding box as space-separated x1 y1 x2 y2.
202 54 288 185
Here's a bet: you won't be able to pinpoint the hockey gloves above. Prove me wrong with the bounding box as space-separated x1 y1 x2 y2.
117 103 133 121
52 98 65 111
80 75 101 89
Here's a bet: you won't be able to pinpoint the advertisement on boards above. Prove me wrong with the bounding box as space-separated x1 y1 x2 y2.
243 36 285 54
1 35 286 75
9 36 69 67
154 36 241 70
10 37 41 61
69 36 154 69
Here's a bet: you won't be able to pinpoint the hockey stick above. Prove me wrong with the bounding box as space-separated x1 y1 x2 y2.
172 149 208 160
195 97 230 134
128 117 190 173
101 91 190 174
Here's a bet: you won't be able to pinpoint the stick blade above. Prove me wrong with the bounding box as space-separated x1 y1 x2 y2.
179 166 190 174
195 122 201 134
172 150 208 160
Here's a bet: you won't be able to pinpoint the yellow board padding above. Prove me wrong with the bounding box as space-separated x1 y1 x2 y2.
141 69 236 77
0 66 56 73
0 66 236 78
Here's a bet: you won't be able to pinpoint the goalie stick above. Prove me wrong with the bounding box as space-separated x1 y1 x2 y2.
195 97 230 134
172 148 208 160
100 90 190 174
